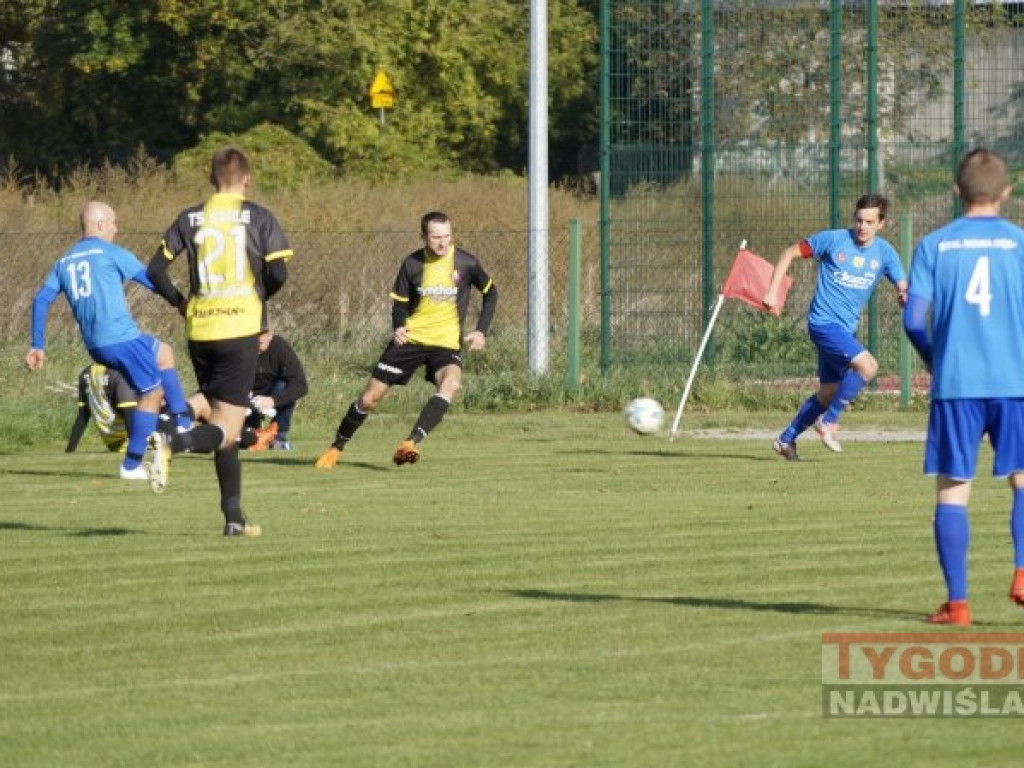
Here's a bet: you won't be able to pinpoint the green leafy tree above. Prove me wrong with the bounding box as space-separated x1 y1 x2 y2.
0 0 599 180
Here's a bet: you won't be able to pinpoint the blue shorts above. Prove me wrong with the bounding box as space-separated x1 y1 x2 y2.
89 334 162 396
925 399 1024 480
808 323 864 384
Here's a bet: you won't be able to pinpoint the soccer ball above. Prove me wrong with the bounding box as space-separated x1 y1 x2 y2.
625 397 664 435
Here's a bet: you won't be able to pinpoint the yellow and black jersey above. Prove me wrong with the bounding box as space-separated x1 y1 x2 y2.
151 193 293 341
80 363 136 439
390 246 498 350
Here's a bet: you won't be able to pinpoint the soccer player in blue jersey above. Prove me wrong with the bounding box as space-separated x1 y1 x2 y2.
903 148 1024 627
26 201 192 487
763 194 908 459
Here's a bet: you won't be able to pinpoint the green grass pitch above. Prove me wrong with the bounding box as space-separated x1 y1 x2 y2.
1 412 1021 767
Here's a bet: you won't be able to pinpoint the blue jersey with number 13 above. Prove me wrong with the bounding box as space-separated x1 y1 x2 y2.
41 236 145 349
909 215 1024 399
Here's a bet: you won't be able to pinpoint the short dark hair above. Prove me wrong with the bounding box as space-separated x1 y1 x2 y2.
855 193 889 221
956 148 1009 205
420 211 450 236
210 146 250 189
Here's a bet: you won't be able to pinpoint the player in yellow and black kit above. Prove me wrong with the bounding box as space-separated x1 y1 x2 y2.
66 363 137 453
315 211 498 468
147 147 293 537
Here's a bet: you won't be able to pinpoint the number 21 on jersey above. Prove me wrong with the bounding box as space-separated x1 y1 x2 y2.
196 225 249 289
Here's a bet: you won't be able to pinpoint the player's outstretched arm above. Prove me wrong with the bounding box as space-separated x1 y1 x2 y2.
895 279 909 307
28 284 59 368
131 267 158 292
902 293 932 369
763 244 803 312
65 406 90 452
146 253 187 314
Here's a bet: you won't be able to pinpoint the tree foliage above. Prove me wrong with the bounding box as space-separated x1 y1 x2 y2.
5 1 993 184
609 0 1011 151
0 0 599 180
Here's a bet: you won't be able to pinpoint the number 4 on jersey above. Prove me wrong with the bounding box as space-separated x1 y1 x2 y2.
965 256 991 316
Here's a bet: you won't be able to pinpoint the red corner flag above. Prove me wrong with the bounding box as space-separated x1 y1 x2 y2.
721 248 792 317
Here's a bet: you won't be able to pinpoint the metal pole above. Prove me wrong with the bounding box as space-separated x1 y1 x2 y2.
866 0 878 192
528 0 549 374
953 0 966 218
567 219 582 394
829 0 842 228
866 0 879 361
700 0 715 333
898 213 913 408
599 0 612 374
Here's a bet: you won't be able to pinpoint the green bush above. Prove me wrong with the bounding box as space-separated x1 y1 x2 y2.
172 123 336 192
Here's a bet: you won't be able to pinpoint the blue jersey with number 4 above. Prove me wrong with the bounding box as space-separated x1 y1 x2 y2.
804 228 905 333
41 237 145 349
909 215 1024 399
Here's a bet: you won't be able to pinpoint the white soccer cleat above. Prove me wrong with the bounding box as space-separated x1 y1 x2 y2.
814 416 843 453
118 465 149 481
146 432 171 494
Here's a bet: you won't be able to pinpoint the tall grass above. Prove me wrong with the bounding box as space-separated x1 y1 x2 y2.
1 158 934 422
0 154 598 236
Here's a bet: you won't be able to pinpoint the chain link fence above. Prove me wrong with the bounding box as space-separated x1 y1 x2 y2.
0 226 602 381
601 0 1024 389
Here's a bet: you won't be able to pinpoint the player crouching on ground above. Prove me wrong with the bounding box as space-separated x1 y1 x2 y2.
67 359 191 454
246 329 308 451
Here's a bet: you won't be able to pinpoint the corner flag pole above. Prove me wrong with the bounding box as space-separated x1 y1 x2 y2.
668 240 746 442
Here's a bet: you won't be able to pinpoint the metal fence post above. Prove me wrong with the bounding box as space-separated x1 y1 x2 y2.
567 219 582 394
899 213 913 408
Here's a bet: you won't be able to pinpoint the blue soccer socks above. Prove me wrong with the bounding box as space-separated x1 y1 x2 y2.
823 370 869 424
934 503 970 602
780 395 827 445
1011 488 1024 569
159 368 192 430
124 409 160 470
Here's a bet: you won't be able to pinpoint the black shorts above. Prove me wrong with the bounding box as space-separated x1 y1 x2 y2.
373 343 462 386
189 335 260 408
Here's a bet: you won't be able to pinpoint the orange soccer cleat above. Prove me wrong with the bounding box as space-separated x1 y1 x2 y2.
926 600 971 627
392 439 420 466
250 422 279 452
314 445 343 469
1010 569 1024 608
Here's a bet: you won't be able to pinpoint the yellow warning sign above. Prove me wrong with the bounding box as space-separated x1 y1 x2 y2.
369 70 396 110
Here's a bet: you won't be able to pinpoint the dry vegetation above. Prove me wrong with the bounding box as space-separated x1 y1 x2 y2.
0 158 603 345
0 156 599 236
